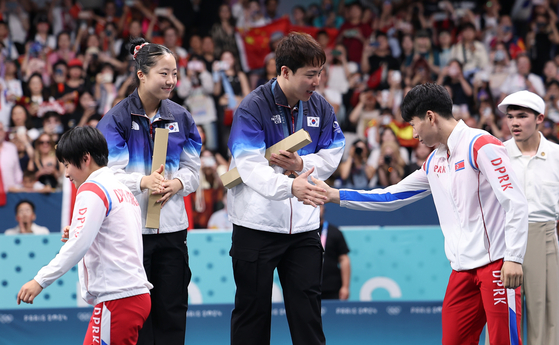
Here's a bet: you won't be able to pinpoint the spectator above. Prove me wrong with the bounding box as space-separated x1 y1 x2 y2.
188 34 203 57
163 26 188 71
376 140 406 187
437 59 473 117
8 118 34 172
349 89 380 143
192 150 224 229
526 8 559 77
206 192 232 231
339 139 375 189
486 41 514 97
0 122 23 198
313 0 344 29
544 79 559 123
543 60 559 85
499 53 545 101
8 170 51 193
211 3 240 64
0 20 19 60
63 91 99 130
0 59 23 127
213 50 250 156
361 31 399 90
41 111 64 143
367 126 409 187
93 63 118 115
403 141 432 178
177 56 217 150
291 5 306 27
438 30 453 70
319 204 350 300
337 2 373 64
47 31 75 66
264 0 280 21
30 133 63 189
2 0 30 49
201 36 217 73
256 52 277 88
243 0 270 30
328 43 353 96
450 22 489 79
232 0 250 30
489 15 526 60
4 200 49 235
19 72 52 128
315 67 342 116
411 29 441 77
29 12 56 51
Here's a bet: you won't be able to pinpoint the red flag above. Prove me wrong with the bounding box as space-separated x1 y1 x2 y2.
237 17 338 71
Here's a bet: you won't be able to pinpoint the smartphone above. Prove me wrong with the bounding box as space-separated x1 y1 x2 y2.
154 7 168 16
332 50 341 56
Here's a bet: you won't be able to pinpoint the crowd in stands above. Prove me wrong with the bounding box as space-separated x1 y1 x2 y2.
1 0 559 230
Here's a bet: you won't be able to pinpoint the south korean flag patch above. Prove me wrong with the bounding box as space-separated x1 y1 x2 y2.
165 122 180 133
307 117 320 127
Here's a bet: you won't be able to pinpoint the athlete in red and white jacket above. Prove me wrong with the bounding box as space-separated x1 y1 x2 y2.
17 127 152 345
337 119 527 272
33 166 153 305
314 84 528 345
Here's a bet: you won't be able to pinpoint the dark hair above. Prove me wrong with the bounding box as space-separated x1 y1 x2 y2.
56 126 108 169
275 32 326 75
460 22 476 33
9 104 31 129
129 37 175 86
401 83 453 122
506 104 539 117
42 111 61 122
55 31 71 50
316 29 329 38
15 199 35 214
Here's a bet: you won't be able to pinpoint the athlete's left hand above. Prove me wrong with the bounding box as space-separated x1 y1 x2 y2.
501 261 523 289
156 178 183 207
17 280 43 305
270 150 304 172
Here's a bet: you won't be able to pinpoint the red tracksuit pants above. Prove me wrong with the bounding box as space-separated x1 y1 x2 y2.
442 260 522 345
83 293 151 345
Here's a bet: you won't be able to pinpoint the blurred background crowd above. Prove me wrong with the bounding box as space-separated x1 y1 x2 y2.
1 0 559 230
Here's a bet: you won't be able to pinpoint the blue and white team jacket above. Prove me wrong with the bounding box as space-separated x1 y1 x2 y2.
227 79 345 234
339 120 528 271
97 89 202 234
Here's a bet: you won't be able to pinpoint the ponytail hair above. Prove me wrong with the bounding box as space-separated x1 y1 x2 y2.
129 37 175 86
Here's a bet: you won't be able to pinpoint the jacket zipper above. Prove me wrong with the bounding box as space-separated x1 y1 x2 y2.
289 199 293 234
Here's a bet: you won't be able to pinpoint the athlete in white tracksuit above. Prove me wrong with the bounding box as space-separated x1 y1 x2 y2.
314 84 528 345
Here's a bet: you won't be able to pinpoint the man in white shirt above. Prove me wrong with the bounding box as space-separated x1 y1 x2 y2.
499 90 559 345
4 200 49 235
313 83 528 345
17 126 152 344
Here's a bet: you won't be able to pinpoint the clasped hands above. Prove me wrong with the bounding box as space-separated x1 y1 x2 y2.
270 150 328 207
140 164 183 207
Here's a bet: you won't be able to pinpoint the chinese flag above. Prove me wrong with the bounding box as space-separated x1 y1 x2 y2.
238 17 338 71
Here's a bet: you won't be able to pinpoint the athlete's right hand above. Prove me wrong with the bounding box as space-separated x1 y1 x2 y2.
501 261 523 289
140 164 165 192
291 167 327 208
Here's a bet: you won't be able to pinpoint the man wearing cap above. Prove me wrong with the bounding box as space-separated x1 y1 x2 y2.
499 90 559 345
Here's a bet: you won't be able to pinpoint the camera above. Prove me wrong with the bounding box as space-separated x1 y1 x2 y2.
355 146 363 156
384 155 392 165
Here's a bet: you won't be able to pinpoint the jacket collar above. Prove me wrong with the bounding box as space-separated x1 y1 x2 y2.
508 132 548 161
128 89 175 121
270 78 308 116
437 119 467 158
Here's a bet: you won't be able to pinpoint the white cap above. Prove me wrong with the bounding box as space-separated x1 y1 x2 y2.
498 90 545 115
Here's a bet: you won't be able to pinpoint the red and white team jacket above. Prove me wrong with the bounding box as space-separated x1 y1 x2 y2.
339 120 528 271
34 167 153 305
